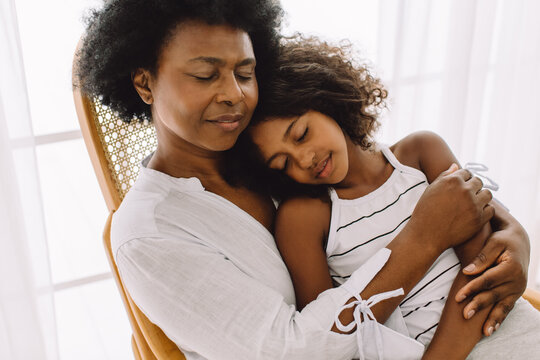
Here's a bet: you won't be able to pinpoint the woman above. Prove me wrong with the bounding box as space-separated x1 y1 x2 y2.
76 0 530 359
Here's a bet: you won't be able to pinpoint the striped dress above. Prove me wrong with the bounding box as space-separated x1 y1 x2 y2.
327 145 460 345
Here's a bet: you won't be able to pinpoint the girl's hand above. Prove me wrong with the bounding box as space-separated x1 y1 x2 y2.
409 164 494 252
455 201 530 336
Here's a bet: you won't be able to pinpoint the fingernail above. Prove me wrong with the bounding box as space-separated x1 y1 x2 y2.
463 264 475 273
456 294 466 302
467 310 475 319
495 323 500 331
487 326 494 336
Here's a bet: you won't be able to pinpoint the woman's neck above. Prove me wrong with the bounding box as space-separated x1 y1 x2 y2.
147 124 224 182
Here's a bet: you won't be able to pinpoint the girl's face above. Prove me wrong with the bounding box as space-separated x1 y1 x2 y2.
250 110 350 185
134 21 258 152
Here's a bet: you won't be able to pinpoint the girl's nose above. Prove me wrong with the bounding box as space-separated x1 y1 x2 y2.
297 149 315 170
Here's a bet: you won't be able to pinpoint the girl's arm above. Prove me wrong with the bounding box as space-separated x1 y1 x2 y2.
274 196 334 311
422 222 492 359
276 161 493 329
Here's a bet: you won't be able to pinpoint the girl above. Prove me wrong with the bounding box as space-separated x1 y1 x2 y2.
236 37 540 359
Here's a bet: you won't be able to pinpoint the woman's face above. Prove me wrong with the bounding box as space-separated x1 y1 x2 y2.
250 110 350 185
138 21 258 152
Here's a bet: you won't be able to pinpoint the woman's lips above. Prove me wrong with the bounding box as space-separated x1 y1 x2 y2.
315 154 333 179
207 114 243 132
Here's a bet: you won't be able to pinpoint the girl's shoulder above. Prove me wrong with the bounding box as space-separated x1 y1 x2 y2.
277 194 331 224
275 194 332 246
389 131 457 183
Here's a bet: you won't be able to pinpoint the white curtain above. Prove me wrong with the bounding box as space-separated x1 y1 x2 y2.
376 0 540 288
0 0 58 359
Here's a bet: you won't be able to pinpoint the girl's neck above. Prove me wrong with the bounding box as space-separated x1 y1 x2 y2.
334 141 394 199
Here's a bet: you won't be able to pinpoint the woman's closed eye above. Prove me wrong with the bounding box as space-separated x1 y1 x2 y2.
235 72 253 81
189 73 217 81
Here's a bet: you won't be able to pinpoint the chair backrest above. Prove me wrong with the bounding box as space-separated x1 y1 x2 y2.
73 69 186 360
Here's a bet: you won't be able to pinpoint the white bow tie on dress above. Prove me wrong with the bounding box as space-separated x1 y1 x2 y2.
334 248 425 360
335 288 405 360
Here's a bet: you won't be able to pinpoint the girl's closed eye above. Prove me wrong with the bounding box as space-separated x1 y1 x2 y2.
281 157 289 172
297 127 308 142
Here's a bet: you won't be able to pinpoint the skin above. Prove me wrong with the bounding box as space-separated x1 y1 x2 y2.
132 21 275 231
250 111 528 349
128 22 528 349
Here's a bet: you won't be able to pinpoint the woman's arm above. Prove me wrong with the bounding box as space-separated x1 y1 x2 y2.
398 131 529 357
407 130 530 333
456 199 529 333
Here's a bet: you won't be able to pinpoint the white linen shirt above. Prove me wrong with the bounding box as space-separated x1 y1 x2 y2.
111 160 423 360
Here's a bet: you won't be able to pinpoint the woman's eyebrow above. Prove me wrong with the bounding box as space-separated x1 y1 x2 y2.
187 57 256 66
188 56 225 65
237 58 256 67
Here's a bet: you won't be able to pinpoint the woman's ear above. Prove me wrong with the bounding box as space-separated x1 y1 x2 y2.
132 68 154 105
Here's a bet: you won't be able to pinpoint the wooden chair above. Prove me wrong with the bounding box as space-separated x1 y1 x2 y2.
73 86 186 360
524 287 540 311
72 54 540 360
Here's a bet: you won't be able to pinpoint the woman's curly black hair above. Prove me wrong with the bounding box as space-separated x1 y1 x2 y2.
223 36 388 200
75 0 283 122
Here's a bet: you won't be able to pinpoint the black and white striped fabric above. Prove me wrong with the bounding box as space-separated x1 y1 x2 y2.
326 145 460 346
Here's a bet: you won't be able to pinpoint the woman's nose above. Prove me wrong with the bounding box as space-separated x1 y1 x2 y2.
216 74 244 105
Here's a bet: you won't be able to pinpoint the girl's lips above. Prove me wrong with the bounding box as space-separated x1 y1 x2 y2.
316 154 333 179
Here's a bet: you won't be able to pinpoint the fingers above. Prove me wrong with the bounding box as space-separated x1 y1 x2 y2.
460 282 518 336
482 296 517 336
482 202 495 222
452 168 473 181
479 190 493 204
440 163 459 176
469 176 484 194
461 281 511 317
456 264 507 302
461 233 505 276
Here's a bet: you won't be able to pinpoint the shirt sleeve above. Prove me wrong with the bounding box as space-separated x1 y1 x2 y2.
116 236 408 359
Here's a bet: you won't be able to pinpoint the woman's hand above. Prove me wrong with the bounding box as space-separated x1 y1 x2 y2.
455 200 530 336
409 164 495 252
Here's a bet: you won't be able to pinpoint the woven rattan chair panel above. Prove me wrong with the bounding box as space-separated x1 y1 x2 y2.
90 99 156 200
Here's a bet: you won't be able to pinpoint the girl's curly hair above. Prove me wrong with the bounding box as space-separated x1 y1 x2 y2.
75 0 283 122
253 35 387 148
223 36 388 200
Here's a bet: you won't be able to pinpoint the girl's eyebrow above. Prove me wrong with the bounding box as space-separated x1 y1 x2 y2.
282 117 299 141
266 117 299 166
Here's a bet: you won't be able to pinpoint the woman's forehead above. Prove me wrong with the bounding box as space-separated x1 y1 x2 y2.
161 21 254 63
